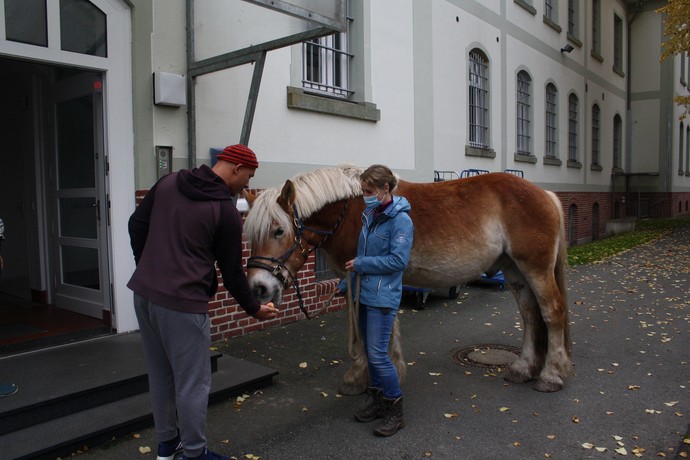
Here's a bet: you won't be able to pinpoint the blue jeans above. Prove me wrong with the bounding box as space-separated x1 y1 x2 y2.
359 305 402 399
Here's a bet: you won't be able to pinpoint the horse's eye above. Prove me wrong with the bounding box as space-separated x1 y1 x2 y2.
274 228 284 238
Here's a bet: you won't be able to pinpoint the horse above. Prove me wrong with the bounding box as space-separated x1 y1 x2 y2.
243 165 570 393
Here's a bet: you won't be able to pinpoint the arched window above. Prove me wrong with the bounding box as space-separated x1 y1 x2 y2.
545 83 558 158
516 70 532 155
568 94 579 162
469 49 490 149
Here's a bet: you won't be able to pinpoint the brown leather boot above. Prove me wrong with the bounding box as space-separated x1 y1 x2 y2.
354 387 384 422
373 397 405 436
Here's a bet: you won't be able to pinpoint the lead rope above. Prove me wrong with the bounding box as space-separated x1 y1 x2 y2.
346 272 363 362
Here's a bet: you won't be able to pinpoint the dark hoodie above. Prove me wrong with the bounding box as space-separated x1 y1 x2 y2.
127 164 260 315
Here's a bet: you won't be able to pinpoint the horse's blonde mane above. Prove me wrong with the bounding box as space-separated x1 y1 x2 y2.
245 164 364 246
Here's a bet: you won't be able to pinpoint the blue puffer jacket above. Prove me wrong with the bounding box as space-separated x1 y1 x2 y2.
342 195 414 310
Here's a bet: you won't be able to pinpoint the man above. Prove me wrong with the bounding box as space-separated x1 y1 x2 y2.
128 144 278 460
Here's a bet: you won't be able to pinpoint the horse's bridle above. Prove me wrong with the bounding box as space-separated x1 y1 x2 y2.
247 200 349 319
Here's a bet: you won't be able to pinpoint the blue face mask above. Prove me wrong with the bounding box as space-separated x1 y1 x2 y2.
363 194 381 208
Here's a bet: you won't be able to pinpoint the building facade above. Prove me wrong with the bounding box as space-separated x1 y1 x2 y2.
0 0 688 345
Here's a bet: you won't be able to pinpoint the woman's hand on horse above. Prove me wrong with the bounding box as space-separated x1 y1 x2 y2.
255 302 279 320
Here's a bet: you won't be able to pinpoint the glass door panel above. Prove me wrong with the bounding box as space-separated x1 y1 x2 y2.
50 71 109 319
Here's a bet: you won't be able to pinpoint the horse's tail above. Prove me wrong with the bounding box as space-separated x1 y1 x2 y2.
548 191 571 357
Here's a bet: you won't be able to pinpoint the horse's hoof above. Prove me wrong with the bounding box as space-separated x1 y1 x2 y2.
338 383 366 395
533 379 563 392
504 370 532 384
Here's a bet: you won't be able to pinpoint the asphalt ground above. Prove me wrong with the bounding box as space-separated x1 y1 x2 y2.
81 226 690 460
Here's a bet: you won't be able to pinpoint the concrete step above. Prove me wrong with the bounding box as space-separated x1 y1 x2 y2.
0 333 278 459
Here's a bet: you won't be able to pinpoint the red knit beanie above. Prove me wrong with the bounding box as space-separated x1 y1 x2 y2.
217 144 259 169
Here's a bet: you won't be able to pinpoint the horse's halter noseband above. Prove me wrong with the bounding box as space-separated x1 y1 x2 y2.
247 200 349 319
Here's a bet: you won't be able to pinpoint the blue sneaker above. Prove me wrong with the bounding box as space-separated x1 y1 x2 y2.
180 447 230 460
157 436 183 460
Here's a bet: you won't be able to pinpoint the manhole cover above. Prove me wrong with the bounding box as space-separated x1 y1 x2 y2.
450 344 521 370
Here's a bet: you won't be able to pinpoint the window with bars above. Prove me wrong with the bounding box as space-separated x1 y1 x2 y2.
591 104 600 166
516 71 532 155
314 248 337 282
545 83 558 158
568 93 579 161
613 14 623 73
613 114 622 169
468 50 489 149
302 19 353 98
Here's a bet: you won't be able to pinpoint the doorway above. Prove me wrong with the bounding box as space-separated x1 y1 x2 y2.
0 58 112 354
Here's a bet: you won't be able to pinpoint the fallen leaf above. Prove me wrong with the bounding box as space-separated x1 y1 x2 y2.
139 446 152 454
572 416 580 423
299 362 308 368
444 413 459 418
615 447 628 455
429 372 442 376
222 440 230 445
547 435 556 440
664 401 679 407
595 447 607 452
320 392 328 397
582 443 594 449
500 407 510 412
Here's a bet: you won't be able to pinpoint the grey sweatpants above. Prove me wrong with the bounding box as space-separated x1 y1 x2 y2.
134 293 211 458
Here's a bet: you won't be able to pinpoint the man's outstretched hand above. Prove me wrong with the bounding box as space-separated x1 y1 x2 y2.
255 302 279 320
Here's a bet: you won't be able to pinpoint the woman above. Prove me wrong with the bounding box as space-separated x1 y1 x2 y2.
343 164 414 437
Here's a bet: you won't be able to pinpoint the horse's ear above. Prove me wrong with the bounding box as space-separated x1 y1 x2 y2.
279 180 297 208
244 189 256 208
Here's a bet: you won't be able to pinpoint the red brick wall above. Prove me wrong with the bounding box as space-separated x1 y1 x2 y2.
208 239 347 342
133 188 347 342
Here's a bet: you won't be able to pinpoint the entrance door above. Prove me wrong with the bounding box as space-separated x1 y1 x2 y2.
48 71 110 319
0 68 34 299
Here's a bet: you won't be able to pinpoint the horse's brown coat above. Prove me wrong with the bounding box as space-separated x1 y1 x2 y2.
245 167 570 392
